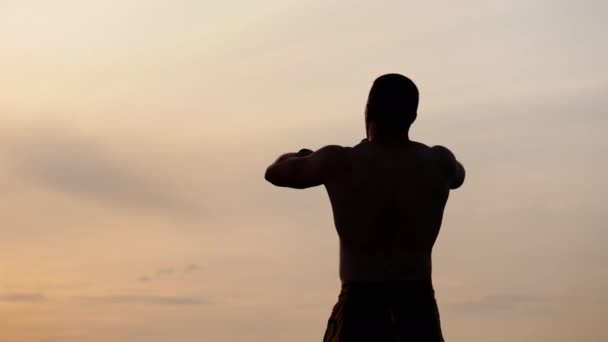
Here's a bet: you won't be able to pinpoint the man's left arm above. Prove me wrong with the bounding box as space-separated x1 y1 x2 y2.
264 145 344 189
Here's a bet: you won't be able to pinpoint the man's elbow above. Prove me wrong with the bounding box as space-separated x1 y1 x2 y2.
264 166 310 189
265 165 290 187
264 166 279 185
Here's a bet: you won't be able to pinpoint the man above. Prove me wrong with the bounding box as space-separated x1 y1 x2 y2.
264 74 465 341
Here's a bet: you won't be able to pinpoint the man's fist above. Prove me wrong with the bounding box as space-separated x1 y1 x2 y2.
296 148 314 157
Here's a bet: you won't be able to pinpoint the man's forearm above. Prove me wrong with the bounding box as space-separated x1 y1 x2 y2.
274 149 313 163
275 152 299 163
265 149 316 186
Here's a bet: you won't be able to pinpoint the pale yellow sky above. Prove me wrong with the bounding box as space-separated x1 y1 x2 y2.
1 1 607 341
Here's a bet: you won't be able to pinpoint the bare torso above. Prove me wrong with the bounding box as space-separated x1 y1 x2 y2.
324 140 452 284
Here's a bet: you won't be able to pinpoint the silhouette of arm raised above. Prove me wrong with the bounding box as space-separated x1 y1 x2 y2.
432 145 465 189
265 145 345 189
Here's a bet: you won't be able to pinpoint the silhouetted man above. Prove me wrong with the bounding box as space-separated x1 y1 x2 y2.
265 74 465 341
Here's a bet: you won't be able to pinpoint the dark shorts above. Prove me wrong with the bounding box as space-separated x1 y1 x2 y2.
323 278 444 342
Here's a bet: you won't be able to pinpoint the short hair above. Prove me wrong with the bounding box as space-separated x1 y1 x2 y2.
365 74 419 133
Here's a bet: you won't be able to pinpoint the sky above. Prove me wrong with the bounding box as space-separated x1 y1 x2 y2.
0 0 607 341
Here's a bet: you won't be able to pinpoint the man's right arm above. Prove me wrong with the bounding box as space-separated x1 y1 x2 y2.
432 145 465 189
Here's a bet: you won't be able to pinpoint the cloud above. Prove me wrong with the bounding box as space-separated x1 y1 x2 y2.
445 294 538 313
137 263 201 282
157 267 175 276
184 263 202 273
137 276 151 283
0 292 46 302
2 123 202 221
2 281 90 291
72 294 206 306
37 334 92 342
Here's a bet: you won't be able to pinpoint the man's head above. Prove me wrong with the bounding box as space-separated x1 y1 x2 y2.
365 74 419 138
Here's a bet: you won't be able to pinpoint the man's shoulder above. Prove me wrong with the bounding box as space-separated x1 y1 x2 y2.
314 144 352 165
410 140 432 150
409 142 457 166
429 144 456 161
312 145 353 181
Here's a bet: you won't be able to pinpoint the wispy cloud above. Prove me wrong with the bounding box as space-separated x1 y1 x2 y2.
136 263 202 283
37 334 93 342
0 292 46 302
137 276 151 283
72 294 206 306
157 267 175 276
2 123 202 221
184 263 202 273
445 294 538 313
2 281 90 291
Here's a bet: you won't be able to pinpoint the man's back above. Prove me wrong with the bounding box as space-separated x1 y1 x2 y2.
324 140 455 284
264 74 465 341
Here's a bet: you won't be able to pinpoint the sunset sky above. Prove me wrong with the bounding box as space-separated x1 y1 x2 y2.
1 1 607 341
